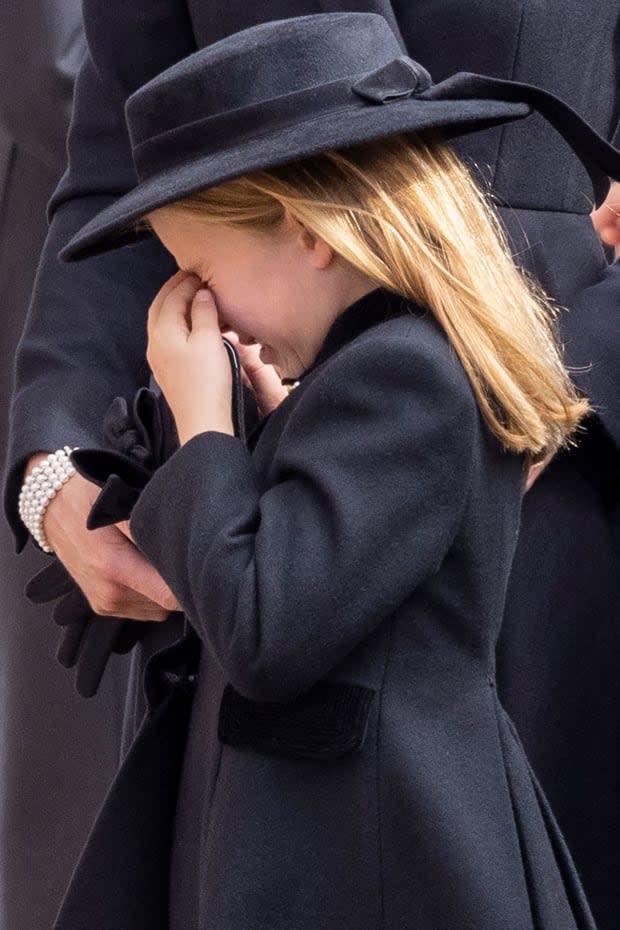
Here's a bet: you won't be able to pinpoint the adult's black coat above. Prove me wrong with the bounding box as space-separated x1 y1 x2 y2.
54 286 598 929
3 1 619 927
0 4 130 929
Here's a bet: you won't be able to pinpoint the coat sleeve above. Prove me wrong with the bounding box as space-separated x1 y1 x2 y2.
129 327 478 702
2 0 197 553
565 84 620 447
570 34 620 444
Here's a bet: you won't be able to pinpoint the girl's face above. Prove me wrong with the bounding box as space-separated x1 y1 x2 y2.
147 208 375 379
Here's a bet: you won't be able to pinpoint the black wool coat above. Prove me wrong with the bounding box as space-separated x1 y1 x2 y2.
3 1 618 928
52 287 596 930
0 5 131 929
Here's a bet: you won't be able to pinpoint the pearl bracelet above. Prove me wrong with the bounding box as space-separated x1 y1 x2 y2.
18 446 80 553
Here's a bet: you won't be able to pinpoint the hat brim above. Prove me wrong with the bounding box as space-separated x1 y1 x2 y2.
60 98 530 263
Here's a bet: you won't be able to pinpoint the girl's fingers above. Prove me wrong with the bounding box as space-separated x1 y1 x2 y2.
149 271 200 325
235 341 269 379
151 274 203 339
222 331 253 389
189 288 220 332
235 342 289 414
148 269 191 325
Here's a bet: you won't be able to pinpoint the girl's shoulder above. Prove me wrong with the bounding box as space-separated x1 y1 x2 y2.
301 303 477 421
255 303 482 475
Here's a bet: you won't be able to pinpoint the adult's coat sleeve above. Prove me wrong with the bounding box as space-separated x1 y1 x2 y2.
3 0 196 553
129 329 477 702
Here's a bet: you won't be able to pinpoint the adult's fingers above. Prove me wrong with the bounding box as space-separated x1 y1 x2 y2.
116 518 135 546
112 542 182 614
591 181 620 246
524 450 555 493
84 577 174 621
42 473 179 619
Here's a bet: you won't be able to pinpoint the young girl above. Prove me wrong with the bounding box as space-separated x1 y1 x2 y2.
51 12 620 930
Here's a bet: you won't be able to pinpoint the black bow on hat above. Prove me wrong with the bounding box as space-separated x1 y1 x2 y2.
58 12 620 263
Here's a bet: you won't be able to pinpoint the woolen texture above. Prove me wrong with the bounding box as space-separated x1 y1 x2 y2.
58 13 620 262
54 287 597 929
4 3 619 928
0 7 132 930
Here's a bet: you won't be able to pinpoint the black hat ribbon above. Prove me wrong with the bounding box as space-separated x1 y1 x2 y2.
351 58 620 206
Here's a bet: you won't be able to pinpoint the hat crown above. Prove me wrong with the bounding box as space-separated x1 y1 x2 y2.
126 13 402 148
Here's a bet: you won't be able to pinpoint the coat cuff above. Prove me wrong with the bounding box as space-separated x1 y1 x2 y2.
129 430 260 582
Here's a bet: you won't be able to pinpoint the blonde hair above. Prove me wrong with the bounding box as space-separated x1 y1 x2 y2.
143 130 590 461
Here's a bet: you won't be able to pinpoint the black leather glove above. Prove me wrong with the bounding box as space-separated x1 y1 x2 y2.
24 337 248 698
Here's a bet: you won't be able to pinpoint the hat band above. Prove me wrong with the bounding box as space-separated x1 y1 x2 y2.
132 57 620 207
132 57 431 181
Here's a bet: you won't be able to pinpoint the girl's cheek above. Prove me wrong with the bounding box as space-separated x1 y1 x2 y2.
220 306 258 342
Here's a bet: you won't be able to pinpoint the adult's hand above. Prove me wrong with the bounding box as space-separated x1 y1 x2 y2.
524 450 555 493
28 452 181 620
591 180 620 254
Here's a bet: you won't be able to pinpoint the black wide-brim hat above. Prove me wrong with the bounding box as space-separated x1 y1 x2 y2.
61 12 620 263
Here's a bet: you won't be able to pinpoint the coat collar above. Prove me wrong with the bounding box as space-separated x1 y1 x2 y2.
246 286 424 449
292 286 423 385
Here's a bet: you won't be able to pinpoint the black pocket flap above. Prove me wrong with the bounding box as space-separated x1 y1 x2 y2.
218 680 375 760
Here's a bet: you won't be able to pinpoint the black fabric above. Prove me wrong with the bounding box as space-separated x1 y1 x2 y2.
52 682 195 930
0 0 83 174
0 6 130 929
24 339 250 697
422 71 620 205
218 680 375 760
59 15 620 261
58 15 532 263
498 424 620 928
52 286 596 929
3 2 620 929
22 386 174 697
5 0 620 552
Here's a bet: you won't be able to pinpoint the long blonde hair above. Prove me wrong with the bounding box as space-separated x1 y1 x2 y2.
144 130 590 461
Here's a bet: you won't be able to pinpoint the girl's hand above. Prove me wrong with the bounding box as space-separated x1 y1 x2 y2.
146 270 234 446
222 330 289 417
